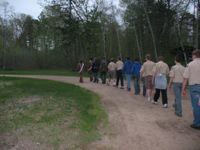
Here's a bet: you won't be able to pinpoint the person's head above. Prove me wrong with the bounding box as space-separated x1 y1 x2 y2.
135 58 140 62
158 56 164 62
118 57 122 61
192 49 200 60
145 54 151 61
80 60 83 63
175 55 182 63
126 57 130 60
110 58 114 62
89 58 93 62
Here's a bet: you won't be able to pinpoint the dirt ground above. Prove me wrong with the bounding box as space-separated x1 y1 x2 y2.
1 75 200 150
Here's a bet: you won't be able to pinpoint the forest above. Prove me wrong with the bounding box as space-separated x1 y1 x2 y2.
0 0 199 70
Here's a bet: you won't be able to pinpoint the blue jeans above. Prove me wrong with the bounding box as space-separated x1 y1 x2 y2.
173 83 182 116
126 74 132 91
134 75 140 95
189 85 200 127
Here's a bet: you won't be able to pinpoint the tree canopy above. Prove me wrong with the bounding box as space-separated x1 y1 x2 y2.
0 0 199 69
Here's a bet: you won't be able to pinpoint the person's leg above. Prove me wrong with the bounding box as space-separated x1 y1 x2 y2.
173 83 182 116
126 74 131 91
104 72 107 84
102 72 106 84
134 76 140 95
154 89 160 103
90 73 93 82
116 70 120 87
161 89 168 106
133 77 137 94
189 85 200 127
80 73 83 83
120 70 124 88
146 76 153 101
142 78 146 97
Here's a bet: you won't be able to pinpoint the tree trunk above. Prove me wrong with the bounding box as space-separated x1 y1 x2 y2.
142 1 158 59
133 24 142 61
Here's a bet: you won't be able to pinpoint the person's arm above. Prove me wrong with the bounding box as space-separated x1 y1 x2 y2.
168 68 174 89
182 66 189 96
140 65 144 77
182 78 188 96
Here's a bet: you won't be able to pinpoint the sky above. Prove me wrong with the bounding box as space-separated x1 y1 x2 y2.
1 0 120 19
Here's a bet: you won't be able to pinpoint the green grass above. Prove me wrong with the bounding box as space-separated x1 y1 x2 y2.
0 77 107 149
0 69 80 76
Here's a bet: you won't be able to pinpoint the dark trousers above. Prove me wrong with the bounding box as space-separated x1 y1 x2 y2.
154 89 168 105
79 73 83 83
100 71 107 84
93 72 99 83
116 70 124 87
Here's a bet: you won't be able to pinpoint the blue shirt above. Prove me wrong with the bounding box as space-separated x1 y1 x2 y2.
132 61 142 76
123 60 133 75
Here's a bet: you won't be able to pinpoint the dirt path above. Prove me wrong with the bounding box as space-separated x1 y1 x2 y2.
2 75 200 150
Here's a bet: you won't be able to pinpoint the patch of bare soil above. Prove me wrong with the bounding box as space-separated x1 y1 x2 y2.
0 133 18 150
19 96 41 104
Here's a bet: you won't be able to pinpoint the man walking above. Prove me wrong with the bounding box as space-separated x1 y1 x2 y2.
123 57 133 91
107 58 116 86
100 57 107 84
152 56 169 108
87 58 93 82
132 58 142 95
116 57 124 89
92 58 100 83
168 55 185 117
140 54 155 101
182 50 200 130
78 60 84 83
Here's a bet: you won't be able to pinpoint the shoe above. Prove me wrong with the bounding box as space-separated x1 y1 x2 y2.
151 101 158 105
120 87 124 89
190 124 200 130
175 112 182 117
163 104 168 108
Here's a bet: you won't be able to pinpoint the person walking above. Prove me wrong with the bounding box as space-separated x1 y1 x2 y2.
182 50 200 130
107 58 116 86
116 57 124 89
92 58 100 83
87 58 93 82
78 60 84 83
152 56 170 108
100 57 107 84
168 55 185 117
123 57 133 91
140 54 155 101
132 58 142 95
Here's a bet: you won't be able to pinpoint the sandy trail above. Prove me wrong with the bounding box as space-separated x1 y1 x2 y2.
1 75 200 150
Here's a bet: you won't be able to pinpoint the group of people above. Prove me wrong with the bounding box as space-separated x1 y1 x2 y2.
77 49 200 130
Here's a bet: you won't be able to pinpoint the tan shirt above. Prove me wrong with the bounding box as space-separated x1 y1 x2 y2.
108 62 116 71
140 60 155 77
116 60 124 70
154 61 169 76
169 63 185 83
183 58 200 85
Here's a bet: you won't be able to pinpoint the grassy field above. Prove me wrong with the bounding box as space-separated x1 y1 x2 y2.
0 70 81 76
0 77 107 149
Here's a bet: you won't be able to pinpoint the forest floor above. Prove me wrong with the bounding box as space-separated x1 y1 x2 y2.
1 75 200 150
